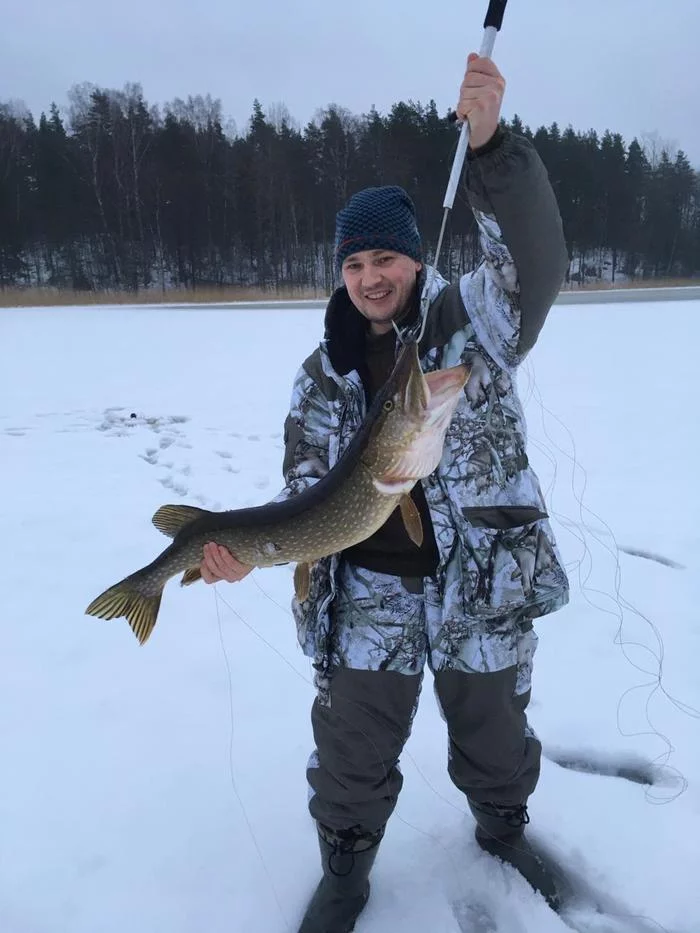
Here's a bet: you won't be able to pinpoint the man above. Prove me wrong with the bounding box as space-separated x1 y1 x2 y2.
201 53 570 932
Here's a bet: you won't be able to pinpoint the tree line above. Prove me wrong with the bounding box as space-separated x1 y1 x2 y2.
0 85 698 293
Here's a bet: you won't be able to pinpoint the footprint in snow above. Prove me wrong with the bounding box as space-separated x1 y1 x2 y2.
216 450 233 459
159 476 188 497
247 434 260 441
159 436 175 450
139 449 159 465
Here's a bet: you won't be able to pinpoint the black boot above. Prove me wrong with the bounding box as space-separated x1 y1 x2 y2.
469 801 562 911
297 823 384 933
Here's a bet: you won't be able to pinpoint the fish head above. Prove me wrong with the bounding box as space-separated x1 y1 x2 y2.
363 339 469 494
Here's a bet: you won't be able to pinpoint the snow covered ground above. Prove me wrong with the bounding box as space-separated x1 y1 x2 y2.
2 298 699 933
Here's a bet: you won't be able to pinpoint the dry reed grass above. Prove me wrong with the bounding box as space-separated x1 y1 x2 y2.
1 278 697 308
560 277 698 291
0 284 328 308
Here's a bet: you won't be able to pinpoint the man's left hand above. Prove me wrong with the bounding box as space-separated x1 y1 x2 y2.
456 53 506 150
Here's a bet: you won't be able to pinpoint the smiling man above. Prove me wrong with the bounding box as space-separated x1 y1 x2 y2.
201 53 571 932
340 241 423 335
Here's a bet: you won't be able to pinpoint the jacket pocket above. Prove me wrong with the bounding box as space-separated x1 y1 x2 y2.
458 507 550 621
461 505 548 529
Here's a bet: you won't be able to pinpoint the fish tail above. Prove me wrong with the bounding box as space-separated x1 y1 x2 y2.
86 574 163 645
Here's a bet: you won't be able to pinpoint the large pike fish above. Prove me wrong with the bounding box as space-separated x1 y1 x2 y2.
86 339 469 644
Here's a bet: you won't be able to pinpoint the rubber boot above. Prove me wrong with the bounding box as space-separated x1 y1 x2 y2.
469 801 561 911
297 823 384 933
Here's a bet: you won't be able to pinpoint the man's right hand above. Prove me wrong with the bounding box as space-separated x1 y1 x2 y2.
200 543 253 584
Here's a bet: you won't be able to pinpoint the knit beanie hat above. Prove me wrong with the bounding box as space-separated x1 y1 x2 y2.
334 185 422 271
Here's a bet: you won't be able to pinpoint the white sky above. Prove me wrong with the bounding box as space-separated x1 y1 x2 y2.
2 0 699 166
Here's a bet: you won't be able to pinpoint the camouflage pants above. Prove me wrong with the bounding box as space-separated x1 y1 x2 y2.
307 561 541 834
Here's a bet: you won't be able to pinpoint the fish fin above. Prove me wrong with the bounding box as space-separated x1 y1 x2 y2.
294 562 312 602
152 504 208 537
372 478 415 495
400 494 424 547
86 579 163 645
180 566 202 586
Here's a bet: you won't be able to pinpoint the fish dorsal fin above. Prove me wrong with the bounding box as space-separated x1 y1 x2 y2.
400 494 424 547
294 562 312 602
181 566 202 586
152 504 208 538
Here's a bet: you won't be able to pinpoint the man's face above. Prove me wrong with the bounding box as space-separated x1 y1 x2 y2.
341 249 422 335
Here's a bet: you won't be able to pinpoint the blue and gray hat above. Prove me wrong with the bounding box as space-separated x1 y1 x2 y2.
334 185 422 271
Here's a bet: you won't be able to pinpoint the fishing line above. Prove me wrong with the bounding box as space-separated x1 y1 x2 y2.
213 587 291 930
526 359 695 715
528 425 691 803
520 363 622 579
251 573 315 680
521 358 697 803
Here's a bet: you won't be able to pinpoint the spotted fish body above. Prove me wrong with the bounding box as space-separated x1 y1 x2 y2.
85 340 469 644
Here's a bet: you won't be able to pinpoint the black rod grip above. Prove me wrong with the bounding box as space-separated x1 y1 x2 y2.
484 0 507 29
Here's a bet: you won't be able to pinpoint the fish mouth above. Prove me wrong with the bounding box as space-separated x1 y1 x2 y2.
374 362 469 491
424 364 469 411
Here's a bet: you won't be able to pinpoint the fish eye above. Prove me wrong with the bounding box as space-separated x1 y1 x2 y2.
383 399 394 412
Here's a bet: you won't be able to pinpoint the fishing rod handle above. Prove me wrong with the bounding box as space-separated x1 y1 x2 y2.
484 0 507 30
442 23 499 210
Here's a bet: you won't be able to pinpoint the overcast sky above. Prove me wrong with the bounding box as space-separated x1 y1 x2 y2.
3 0 699 167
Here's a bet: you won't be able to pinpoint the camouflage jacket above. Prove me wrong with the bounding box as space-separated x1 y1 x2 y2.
278 130 571 677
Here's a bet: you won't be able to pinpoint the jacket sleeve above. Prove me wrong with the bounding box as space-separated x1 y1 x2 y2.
459 128 569 369
274 364 332 501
